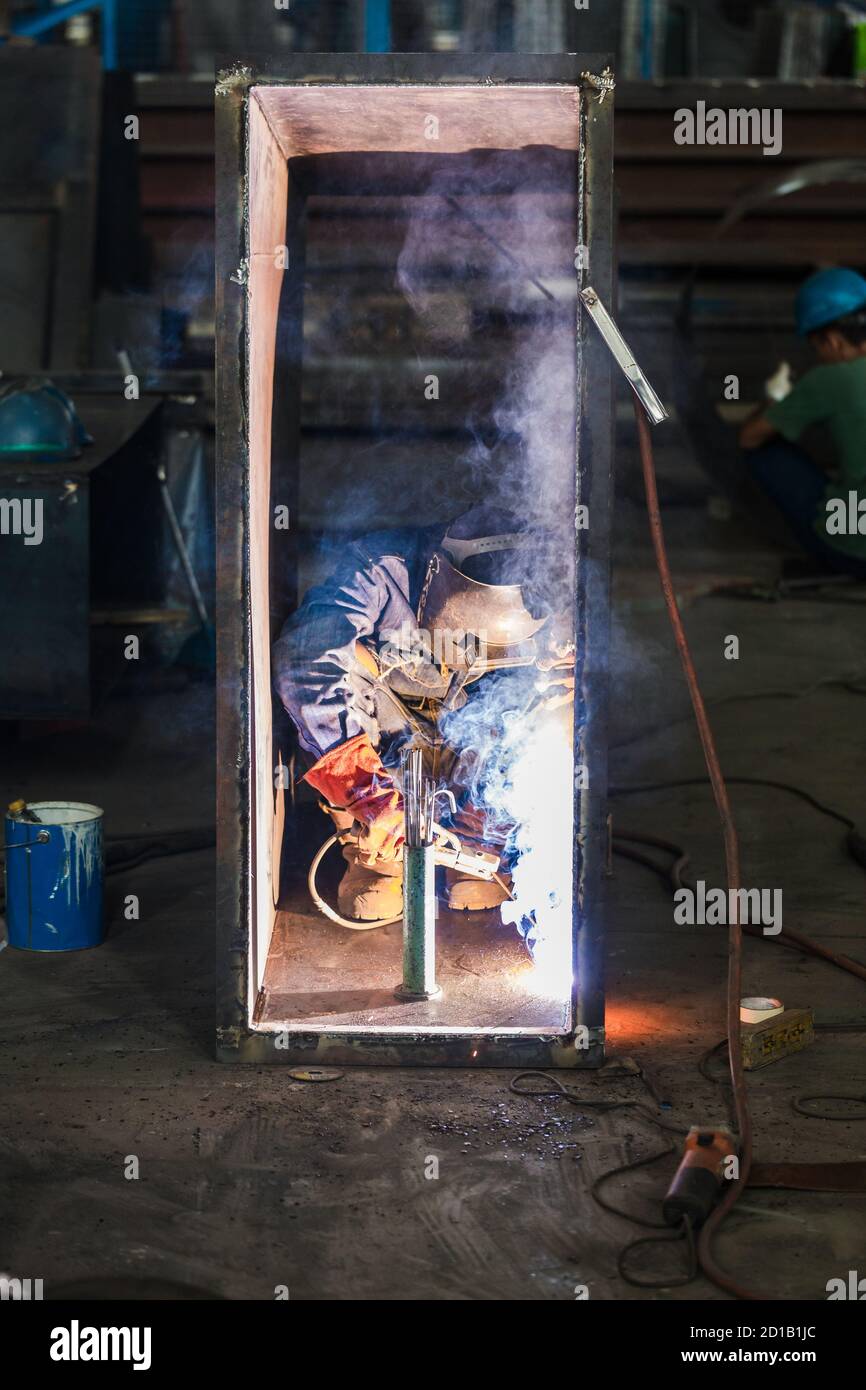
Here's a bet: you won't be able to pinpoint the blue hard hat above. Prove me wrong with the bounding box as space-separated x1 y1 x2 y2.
795 268 866 337
0 378 92 463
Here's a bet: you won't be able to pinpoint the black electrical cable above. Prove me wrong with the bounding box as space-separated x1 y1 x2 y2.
510 1071 701 1288
698 1039 729 1085
592 1141 678 1227
0 827 215 914
509 1071 685 1135
614 834 839 961
793 1094 866 1121
618 1218 697 1291
613 828 686 857
611 674 866 755
609 787 866 984
511 1070 658 1119
612 830 692 890
611 774 857 831
611 841 676 882
700 1037 866 1122
104 827 215 872
515 1041 866 1291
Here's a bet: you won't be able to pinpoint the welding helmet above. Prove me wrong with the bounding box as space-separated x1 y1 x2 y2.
0 378 92 463
417 505 560 671
795 268 866 337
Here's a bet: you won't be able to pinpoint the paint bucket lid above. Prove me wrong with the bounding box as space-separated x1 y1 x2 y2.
740 996 784 1024
11 801 103 826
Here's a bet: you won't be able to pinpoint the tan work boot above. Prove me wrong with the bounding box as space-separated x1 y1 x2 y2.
337 843 403 921
445 867 511 912
321 809 402 922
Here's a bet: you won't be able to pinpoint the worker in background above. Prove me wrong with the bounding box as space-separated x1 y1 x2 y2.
739 267 866 578
273 504 573 922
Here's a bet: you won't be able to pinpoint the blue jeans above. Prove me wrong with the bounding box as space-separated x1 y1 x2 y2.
745 440 866 578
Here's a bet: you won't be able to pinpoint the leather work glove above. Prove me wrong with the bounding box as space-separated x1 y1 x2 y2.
535 614 575 713
536 611 575 671
304 732 404 867
534 672 575 713
355 807 405 867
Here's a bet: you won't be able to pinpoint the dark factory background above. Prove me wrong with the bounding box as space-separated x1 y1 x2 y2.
4 0 864 711
1 0 865 1313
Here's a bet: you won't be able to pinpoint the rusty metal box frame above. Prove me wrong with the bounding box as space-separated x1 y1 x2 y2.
215 54 614 1067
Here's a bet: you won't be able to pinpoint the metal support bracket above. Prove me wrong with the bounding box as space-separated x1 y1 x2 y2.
216 66 252 98
580 66 616 104
579 286 668 425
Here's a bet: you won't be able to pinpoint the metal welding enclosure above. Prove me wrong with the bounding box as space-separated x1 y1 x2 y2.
215 55 613 1067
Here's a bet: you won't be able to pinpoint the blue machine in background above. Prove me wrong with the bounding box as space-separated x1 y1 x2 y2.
2 2 392 70
0 0 169 72
0 0 119 69
365 0 392 52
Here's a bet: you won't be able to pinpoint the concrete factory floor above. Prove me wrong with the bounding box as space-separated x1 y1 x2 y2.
1 434 865 1301
260 895 570 1031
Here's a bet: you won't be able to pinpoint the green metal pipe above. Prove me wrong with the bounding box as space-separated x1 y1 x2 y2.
395 843 440 1001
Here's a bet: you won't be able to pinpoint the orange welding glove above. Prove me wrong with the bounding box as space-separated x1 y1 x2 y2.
304 732 404 866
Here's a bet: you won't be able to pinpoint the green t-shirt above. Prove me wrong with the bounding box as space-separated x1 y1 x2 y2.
766 356 866 560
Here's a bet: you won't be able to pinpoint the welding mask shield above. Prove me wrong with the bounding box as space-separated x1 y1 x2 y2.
416 504 574 672
419 549 547 662
417 514 558 675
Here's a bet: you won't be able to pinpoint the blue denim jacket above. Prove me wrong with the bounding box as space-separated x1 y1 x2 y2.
273 527 444 759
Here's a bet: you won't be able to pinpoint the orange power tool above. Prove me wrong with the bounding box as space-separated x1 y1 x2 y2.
663 1126 738 1228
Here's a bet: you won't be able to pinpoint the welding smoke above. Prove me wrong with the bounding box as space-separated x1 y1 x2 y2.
397 148 579 981
396 147 578 590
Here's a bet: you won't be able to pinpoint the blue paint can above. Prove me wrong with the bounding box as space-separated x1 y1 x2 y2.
4 801 104 951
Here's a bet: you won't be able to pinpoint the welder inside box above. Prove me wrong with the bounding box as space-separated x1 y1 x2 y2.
247 86 581 1034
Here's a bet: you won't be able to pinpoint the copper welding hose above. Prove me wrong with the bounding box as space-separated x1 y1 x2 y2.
633 398 760 1300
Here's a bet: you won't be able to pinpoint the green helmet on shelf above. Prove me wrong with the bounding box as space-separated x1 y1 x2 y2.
0 378 92 463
